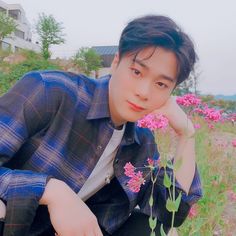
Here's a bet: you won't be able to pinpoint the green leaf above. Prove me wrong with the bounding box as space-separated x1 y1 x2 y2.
166 193 182 212
149 216 157 230
174 192 182 211
163 172 172 188
160 224 167 236
149 195 154 207
166 198 177 212
166 160 174 169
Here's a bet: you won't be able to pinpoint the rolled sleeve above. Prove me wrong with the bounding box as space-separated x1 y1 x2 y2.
0 167 48 201
0 168 52 236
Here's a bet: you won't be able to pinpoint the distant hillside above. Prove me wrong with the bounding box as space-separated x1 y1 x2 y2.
215 94 236 101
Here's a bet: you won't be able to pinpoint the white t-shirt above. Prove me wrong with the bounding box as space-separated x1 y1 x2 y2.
78 125 125 201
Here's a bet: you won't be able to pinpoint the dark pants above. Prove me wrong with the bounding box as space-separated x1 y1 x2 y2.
101 209 170 236
0 221 3 236
39 209 169 236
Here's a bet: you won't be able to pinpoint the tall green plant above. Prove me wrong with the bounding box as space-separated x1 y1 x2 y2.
35 13 65 60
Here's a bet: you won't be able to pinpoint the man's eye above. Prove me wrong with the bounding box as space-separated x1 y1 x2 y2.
132 69 141 76
156 82 168 88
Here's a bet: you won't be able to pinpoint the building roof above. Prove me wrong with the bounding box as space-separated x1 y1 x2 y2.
92 46 118 55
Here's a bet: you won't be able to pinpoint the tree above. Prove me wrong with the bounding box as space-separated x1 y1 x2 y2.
0 11 17 41
174 65 201 96
73 47 102 76
36 13 65 60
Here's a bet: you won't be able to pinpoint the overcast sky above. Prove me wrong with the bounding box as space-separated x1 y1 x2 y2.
6 0 236 95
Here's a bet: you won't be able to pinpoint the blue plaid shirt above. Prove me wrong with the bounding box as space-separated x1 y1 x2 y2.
0 71 202 235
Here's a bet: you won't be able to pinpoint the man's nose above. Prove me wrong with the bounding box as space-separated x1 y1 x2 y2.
135 80 150 100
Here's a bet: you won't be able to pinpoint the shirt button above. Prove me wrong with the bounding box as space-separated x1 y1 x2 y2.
114 159 119 164
97 145 102 151
78 176 84 182
127 138 133 142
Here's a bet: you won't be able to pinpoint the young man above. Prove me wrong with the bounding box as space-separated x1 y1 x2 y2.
0 15 202 236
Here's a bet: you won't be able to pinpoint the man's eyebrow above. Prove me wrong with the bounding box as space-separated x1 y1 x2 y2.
133 58 176 83
161 75 176 83
132 58 149 69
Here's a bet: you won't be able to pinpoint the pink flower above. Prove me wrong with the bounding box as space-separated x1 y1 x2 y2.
137 113 169 131
147 157 160 169
126 171 146 192
194 123 201 129
228 113 236 122
188 205 198 218
147 158 154 167
227 190 236 201
124 162 146 192
232 139 236 148
207 123 214 129
203 107 222 123
194 107 204 115
124 162 135 177
194 103 223 127
176 94 201 107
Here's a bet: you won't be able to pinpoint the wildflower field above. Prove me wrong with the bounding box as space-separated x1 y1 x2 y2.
155 95 236 236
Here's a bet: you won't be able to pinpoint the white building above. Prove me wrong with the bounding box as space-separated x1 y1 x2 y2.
0 0 40 52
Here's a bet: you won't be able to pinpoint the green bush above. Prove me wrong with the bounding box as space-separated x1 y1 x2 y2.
0 59 61 95
19 49 42 61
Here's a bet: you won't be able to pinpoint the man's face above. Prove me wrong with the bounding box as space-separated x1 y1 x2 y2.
109 47 178 126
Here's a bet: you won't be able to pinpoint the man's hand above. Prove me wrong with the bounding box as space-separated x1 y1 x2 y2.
0 199 6 219
154 96 195 137
40 179 103 236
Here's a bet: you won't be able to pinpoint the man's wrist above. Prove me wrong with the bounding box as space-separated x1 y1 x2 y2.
39 178 66 205
176 118 195 137
39 178 76 208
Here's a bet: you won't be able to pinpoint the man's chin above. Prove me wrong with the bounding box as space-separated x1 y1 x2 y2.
123 114 145 123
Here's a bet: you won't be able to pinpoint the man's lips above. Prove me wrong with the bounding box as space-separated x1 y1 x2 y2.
127 101 145 112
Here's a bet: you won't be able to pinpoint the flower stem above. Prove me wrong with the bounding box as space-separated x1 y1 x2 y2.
171 169 176 235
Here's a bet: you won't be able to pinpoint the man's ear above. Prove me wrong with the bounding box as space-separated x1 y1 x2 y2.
111 53 120 69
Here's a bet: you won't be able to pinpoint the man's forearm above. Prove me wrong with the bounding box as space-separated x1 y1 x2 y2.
174 127 196 194
154 97 196 195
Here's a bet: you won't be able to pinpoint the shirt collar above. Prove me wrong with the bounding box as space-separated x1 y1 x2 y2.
86 75 111 120
86 75 141 145
122 122 141 146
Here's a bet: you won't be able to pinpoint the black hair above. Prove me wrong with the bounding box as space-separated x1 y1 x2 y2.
118 15 197 84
